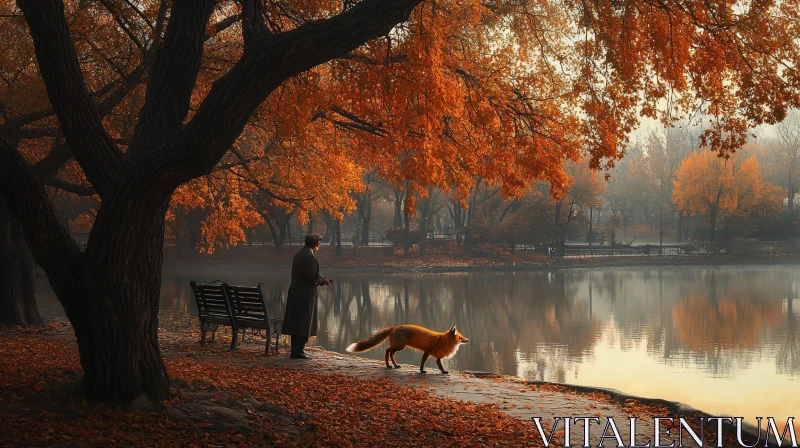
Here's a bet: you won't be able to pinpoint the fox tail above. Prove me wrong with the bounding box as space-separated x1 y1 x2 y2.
346 327 394 353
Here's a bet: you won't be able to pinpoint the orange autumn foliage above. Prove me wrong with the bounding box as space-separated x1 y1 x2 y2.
3 0 800 251
672 148 784 229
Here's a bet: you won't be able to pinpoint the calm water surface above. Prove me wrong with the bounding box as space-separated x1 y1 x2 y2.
39 264 799 427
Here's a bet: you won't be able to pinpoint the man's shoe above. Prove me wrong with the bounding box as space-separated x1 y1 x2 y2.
289 353 310 359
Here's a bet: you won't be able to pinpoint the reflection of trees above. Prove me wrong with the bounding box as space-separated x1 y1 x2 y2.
671 271 783 376
673 296 782 354
777 285 799 376
589 267 797 376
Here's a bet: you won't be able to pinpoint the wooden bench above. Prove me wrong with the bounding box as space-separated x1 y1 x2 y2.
189 281 236 349
225 282 284 354
189 280 283 354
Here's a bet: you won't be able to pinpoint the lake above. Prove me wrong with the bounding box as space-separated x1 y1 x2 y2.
38 264 799 428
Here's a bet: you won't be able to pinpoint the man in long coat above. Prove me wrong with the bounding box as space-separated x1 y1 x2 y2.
281 233 331 359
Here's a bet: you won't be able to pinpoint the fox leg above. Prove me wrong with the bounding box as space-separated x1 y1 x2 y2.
419 353 430 374
436 358 449 374
389 345 405 368
385 348 392 368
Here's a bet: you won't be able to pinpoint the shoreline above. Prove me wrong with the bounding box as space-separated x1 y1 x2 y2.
309 346 779 446
162 247 800 274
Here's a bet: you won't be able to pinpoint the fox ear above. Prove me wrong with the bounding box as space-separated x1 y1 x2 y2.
450 325 457 333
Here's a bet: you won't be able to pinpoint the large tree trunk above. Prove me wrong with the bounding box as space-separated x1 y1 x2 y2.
78 185 171 403
0 198 41 326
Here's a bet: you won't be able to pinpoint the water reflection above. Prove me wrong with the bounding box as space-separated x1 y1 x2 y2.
38 264 799 426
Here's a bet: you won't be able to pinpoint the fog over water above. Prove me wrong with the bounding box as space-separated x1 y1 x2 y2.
38 264 799 428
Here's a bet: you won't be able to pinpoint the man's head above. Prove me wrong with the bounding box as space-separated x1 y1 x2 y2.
305 233 322 253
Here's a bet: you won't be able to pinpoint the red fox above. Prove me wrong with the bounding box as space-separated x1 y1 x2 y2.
346 324 469 374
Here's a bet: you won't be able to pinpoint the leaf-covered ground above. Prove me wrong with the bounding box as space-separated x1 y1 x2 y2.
0 323 553 447
1 323 744 447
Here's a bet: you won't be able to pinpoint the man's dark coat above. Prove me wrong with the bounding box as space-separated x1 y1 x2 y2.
281 247 326 337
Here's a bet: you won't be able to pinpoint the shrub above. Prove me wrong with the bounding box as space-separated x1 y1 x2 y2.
385 228 421 246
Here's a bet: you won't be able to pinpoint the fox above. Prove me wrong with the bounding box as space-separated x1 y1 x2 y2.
346 324 469 374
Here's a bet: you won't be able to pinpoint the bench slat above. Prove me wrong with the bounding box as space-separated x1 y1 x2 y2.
225 285 261 293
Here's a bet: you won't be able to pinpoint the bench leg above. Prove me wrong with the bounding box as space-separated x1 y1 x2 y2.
200 322 207 345
265 335 269 355
274 334 279 354
210 328 216 343
230 326 238 350
241 328 246 343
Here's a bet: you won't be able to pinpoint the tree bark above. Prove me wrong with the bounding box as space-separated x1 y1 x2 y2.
79 179 172 403
0 198 41 326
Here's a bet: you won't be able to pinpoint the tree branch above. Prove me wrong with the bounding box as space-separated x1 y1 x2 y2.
0 58 147 134
0 137 85 322
241 0 269 51
47 178 97 196
127 0 216 156
97 63 147 116
339 52 408 65
159 0 423 185
17 0 125 197
330 105 388 136
33 139 72 182
207 13 242 39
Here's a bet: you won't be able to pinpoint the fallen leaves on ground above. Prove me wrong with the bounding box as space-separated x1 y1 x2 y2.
1 324 549 447
0 323 744 447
